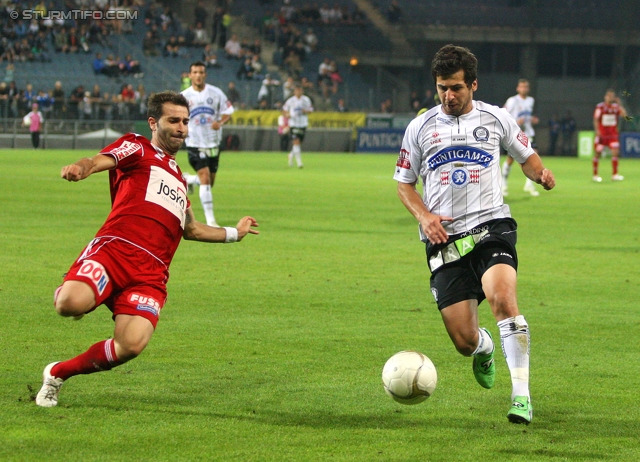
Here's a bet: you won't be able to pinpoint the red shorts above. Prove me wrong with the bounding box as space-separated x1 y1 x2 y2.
595 135 619 152
61 237 168 328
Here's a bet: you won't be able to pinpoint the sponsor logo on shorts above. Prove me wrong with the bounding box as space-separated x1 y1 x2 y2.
110 140 141 161
78 259 109 295
431 288 438 301
492 252 513 259
129 293 161 316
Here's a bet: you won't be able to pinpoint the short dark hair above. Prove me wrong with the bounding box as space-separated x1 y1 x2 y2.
189 61 206 72
431 44 478 87
147 91 189 120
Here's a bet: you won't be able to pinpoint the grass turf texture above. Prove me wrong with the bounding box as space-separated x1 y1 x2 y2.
1 149 639 461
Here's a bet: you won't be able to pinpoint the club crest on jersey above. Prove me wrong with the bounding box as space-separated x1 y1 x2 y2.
207 98 213 104
473 126 489 142
517 131 529 147
442 167 480 188
110 140 141 161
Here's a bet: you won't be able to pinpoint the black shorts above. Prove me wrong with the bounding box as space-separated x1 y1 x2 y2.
427 218 518 310
290 127 306 142
187 147 220 173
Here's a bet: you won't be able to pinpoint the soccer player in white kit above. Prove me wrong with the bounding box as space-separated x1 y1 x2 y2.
394 45 555 424
181 61 235 226
502 79 540 196
282 84 313 168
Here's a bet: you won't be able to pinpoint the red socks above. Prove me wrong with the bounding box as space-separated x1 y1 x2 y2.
51 339 120 380
592 158 599 176
612 157 619 175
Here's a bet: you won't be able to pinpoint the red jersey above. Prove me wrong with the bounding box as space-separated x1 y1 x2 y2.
594 102 622 138
97 133 190 267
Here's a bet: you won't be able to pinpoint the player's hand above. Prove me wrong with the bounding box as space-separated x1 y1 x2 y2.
211 121 221 130
540 168 555 190
419 212 452 245
61 164 84 182
235 216 259 240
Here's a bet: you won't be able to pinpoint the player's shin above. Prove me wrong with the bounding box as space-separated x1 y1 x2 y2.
50 339 122 380
498 315 530 399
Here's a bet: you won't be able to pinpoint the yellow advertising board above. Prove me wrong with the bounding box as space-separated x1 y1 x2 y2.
230 111 367 129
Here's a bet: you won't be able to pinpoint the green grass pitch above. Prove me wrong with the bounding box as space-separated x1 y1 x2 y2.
1 149 639 461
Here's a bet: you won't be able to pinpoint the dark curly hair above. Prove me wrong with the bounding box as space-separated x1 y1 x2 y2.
147 91 189 120
431 44 478 87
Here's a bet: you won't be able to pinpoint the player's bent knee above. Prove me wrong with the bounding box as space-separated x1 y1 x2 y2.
114 338 149 361
54 281 96 316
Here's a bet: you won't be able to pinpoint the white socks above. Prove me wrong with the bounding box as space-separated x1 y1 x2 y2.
199 184 216 226
473 327 494 355
289 144 302 167
498 315 530 399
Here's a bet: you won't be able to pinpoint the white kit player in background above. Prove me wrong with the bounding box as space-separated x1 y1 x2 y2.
282 84 313 168
394 45 555 424
502 79 540 197
181 61 235 226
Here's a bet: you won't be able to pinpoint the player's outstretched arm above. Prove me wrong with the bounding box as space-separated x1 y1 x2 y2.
61 155 116 182
521 154 555 190
183 207 259 242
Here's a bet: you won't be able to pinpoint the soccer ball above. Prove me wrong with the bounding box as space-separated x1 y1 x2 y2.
23 115 31 127
382 351 437 405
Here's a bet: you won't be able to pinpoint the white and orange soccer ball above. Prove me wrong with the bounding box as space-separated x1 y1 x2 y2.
382 351 437 405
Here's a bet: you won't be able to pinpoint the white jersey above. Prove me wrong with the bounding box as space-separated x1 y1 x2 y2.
282 95 313 128
182 84 234 148
503 94 535 137
394 100 534 239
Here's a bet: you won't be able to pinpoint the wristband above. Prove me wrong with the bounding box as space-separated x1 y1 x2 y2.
223 227 238 243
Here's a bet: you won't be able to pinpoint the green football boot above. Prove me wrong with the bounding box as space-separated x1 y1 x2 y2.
472 328 495 389
507 395 533 424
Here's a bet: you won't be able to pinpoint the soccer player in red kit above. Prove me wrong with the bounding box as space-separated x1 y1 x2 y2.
36 91 259 407
593 89 627 182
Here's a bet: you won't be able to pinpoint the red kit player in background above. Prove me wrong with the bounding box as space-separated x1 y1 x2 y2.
36 91 259 407
593 89 627 182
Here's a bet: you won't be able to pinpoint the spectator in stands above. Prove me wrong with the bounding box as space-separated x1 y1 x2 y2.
53 26 69 53
51 81 65 119
250 39 263 56
163 36 180 57
23 83 36 114
0 82 9 118
193 22 209 46
68 85 85 119
319 4 331 24
318 57 332 86
122 83 136 118
250 54 265 80
336 98 348 112
143 30 159 57
421 88 437 110
203 45 221 68
135 84 147 120
121 54 142 77
100 92 113 120
381 98 393 113
103 54 121 77
220 11 232 49
194 1 208 28
37 90 53 119
284 50 302 79
387 0 402 23
90 85 102 119
8 81 20 118
258 74 281 106
226 81 241 108
410 90 421 112
225 34 242 59
303 28 318 54
80 91 93 122
93 52 106 75
560 110 576 155
236 57 254 80
328 60 342 93
211 6 225 46
67 27 81 54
